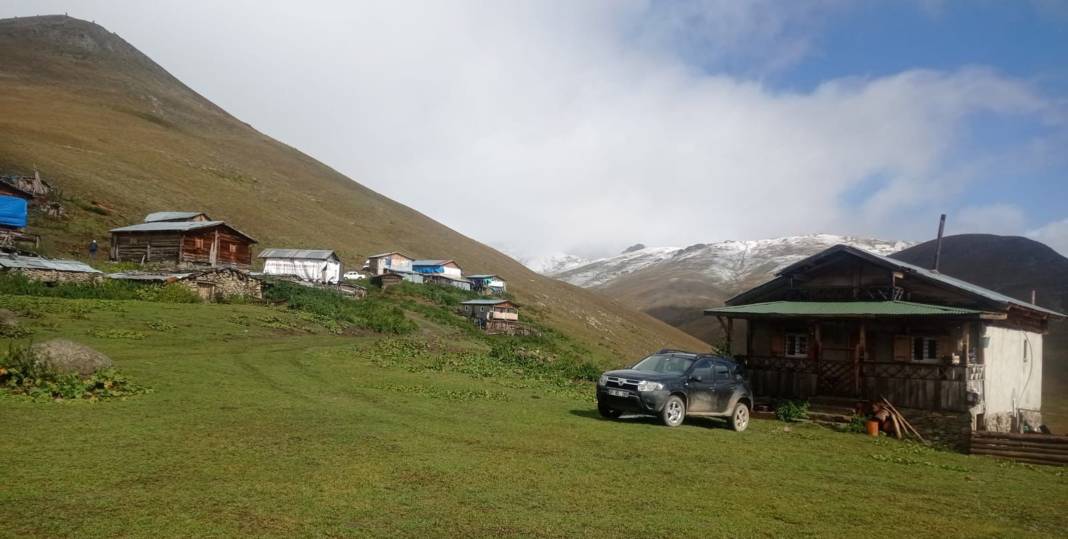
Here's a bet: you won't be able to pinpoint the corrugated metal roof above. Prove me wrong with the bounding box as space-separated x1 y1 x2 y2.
462 299 512 305
110 220 257 242
0 254 101 273
111 220 223 233
108 272 195 281
144 211 206 223
705 300 991 318
413 259 454 266
258 248 338 260
368 251 411 259
467 274 500 279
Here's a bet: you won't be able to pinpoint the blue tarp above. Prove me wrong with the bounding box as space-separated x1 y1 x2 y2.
0 195 27 228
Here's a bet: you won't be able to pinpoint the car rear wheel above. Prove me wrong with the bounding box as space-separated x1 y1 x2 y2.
598 403 622 419
729 401 750 432
661 395 686 427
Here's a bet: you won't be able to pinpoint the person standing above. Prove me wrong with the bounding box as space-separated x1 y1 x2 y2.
88 239 98 260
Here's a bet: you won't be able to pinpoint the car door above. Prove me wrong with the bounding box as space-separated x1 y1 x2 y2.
711 360 737 413
685 359 717 413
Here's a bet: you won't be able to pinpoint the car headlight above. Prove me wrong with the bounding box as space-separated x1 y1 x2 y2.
598 374 608 386
637 380 663 392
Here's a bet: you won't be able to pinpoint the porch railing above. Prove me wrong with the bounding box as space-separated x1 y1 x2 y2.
740 356 973 411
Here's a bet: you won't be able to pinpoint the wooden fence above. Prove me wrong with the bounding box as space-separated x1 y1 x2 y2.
969 431 1068 466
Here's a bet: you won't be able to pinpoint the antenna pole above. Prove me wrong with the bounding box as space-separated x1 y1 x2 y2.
933 214 946 272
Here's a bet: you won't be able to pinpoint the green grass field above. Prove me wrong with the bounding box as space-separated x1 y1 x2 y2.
2 295 1066 538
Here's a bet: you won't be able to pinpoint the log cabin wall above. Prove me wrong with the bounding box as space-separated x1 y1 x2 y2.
214 229 253 267
111 231 183 263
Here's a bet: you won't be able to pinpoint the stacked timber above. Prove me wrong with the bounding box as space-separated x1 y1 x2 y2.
969 431 1068 466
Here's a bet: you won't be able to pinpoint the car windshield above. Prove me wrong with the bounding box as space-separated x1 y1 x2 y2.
631 354 694 374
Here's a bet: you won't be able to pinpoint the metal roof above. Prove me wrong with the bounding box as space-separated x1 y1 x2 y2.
467 274 500 279
368 251 412 259
413 259 456 266
258 248 338 260
462 299 513 305
110 220 257 242
0 253 101 273
108 272 195 281
144 211 206 223
705 300 996 319
730 244 1064 318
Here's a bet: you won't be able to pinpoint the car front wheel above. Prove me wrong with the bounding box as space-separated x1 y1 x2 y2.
661 395 686 427
729 401 750 432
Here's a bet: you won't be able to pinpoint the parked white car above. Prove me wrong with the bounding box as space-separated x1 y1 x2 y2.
342 271 366 281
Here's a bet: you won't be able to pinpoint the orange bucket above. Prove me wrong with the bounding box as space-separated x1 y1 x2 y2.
865 419 880 437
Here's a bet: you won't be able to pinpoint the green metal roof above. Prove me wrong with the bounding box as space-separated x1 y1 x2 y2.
705 300 997 319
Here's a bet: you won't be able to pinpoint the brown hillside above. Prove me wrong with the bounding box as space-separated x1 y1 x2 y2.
0 15 706 361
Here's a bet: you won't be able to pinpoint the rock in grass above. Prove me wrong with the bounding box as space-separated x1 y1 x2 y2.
0 308 16 327
32 339 113 376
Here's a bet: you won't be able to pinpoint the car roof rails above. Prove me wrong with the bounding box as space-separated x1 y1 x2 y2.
657 348 698 356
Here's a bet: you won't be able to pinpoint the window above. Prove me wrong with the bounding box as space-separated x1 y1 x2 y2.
194 237 204 249
228 243 237 253
785 333 808 358
912 337 938 361
713 362 731 380
691 359 713 381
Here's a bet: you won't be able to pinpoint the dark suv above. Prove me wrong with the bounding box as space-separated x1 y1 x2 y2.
596 350 753 431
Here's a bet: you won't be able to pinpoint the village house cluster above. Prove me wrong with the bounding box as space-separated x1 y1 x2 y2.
0 176 517 331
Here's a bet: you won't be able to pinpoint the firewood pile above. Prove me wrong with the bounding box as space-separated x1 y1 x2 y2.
870 396 926 443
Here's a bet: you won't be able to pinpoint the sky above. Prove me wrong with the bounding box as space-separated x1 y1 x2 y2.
3 0 1067 259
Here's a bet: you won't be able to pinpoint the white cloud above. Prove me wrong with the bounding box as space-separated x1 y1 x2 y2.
0 1 1061 258
1028 218 1068 257
953 204 1027 235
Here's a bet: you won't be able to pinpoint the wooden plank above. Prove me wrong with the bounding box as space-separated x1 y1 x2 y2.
969 448 1068 464
972 431 1068 444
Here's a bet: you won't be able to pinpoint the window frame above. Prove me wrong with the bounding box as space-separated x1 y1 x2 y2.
784 332 809 358
911 336 939 362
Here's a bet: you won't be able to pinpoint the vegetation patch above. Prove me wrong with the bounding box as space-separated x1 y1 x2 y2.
0 274 199 303
90 328 147 340
146 319 177 332
775 400 810 422
264 281 415 334
0 343 149 402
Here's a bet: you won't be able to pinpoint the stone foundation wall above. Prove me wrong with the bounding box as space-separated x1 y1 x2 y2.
981 409 1042 434
901 409 974 450
177 270 262 301
6 268 102 284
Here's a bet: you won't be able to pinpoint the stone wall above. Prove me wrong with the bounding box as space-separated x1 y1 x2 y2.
902 408 974 450
4 268 102 284
177 269 262 301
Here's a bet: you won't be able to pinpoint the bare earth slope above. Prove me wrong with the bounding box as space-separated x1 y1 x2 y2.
0 15 706 360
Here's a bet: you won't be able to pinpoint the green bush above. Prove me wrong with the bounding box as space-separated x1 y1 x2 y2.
775 400 810 422
0 343 149 401
263 281 415 334
0 274 199 303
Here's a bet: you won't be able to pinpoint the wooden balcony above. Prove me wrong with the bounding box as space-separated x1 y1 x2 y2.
740 355 974 411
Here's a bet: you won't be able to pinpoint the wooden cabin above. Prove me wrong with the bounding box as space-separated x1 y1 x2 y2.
143 211 211 223
462 299 519 333
424 273 473 291
706 244 1064 435
258 248 341 284
468 274 507 295
371 270 423 289
109 219 257 268
363 252 414 276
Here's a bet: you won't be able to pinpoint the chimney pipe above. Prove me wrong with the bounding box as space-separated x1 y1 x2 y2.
933 214 946 272
1031 289 1037 305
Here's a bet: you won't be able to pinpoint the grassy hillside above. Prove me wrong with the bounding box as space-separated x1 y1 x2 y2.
3 294 1066 537
0 15 706 362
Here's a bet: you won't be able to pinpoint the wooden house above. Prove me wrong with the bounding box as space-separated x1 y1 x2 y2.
412 259 463 278
109 215 256 269
371 270 423 289
258 248 341 284
462 299 519 333
363 252 414 276
144 211 211 223
468 274 507 295
705 244 1064 435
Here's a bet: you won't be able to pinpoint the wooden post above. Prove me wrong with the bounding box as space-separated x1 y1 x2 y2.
855 323 866 396
745 319 754 360
726 318 734 355
209 230 219 267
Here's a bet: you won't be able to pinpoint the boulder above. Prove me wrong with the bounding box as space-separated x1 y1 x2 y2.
32 339 113 376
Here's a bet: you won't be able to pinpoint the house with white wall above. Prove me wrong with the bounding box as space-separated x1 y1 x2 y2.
258 248 341 284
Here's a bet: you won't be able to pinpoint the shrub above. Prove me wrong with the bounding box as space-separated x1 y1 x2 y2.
0 342 149 401
135 283 201 303
263 281 415 334
775 400 810 422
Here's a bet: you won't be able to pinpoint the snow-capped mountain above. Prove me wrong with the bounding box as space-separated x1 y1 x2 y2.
544 234 911 342
519 252 593 275
552 234 910 289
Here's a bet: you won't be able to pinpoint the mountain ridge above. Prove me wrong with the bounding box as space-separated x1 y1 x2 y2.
0 15 707 360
